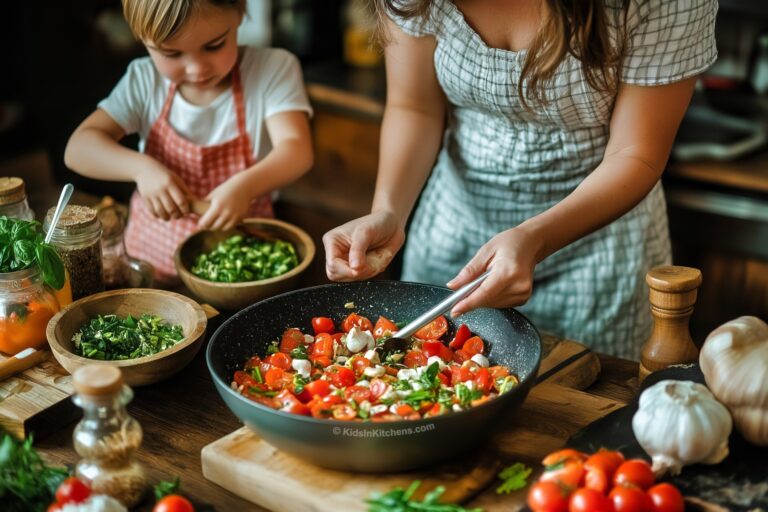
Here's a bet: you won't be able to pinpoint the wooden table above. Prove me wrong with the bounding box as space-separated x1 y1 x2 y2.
34 306 640 512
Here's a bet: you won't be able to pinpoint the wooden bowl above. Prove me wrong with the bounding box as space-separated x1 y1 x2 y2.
174 218 315 311
46 289 207 387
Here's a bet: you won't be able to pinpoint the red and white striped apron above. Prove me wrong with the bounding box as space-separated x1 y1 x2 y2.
125 69 273 285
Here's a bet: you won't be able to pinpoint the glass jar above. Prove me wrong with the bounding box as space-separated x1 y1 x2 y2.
44 205 105 301
72 365 147 508
0 266 60 355
0 177 35 221
97 201 131 289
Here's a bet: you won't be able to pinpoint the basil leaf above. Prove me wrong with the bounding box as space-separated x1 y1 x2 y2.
36 243 65 290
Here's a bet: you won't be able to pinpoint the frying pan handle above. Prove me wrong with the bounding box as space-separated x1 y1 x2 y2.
393 271 490 339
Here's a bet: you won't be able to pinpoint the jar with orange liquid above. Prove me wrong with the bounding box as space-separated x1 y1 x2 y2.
0 266 61 355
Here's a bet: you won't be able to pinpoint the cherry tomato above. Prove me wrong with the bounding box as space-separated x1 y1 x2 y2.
280 328 304 353
542 449 586 467
344 385 372 403
422 340 444 359
328 366 356 388
373 316 398 339
463 336 485 356
586 450 625 477
304 379 331 397
414 315 448 339
647 483 684 512
275 390 310 415
264 367 291 390
448 323 472 349
153 494 195 512
474 367 493 393
453 349 471 364
349 355 372 376
55 476 91 505
438 344 454 362
311 333 334 358
527 480 569 512
568 487 613 512
613 459 655 490
403 350 427 368
540 458 585 489
332 404 357 420
342 313 373 333
369 379 389 401
311 316 335 335
609 485 654 512
243 355 262 370
584 466 610 494
265 352 292 370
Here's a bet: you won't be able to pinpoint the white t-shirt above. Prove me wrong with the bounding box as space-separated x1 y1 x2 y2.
98 47 312 159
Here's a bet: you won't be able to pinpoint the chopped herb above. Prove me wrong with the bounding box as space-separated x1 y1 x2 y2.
290 345 309 360
72 314 184 360
419 362 441 390
266 341 280 355
154 476 181 500
497 376 518 394
455 383 482 408
367 480 484 512
250 367 263 383
249 386 277 397
191 235 298 283
496 463 532 494
292 374 308 394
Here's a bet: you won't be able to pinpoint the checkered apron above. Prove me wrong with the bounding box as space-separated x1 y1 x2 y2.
394 0 717 358
125 69 273 285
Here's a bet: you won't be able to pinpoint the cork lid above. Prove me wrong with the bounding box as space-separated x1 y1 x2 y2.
44 205 101 237
646 266 702 293
0 177 26 205
73 364 124 397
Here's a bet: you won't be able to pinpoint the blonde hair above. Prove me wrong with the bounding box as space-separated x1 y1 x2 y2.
122 0 246 44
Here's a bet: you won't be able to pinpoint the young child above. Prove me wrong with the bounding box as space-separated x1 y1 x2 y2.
65 0 313 284
323 0 717 359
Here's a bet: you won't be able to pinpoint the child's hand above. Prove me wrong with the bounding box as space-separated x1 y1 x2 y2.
446 226 544 317
323 211 405 281
198 176 252 230
135 162 191 220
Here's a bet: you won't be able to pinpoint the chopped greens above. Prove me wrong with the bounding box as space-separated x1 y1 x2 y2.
495 462 532 494
72 314 185 360
367 480 484 512
191 235 298 283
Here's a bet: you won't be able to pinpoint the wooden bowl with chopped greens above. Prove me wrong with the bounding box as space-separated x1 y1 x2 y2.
174 218 315 311
46 288 208 386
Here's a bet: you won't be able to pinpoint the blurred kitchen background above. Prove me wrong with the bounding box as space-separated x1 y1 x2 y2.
1 0 767 342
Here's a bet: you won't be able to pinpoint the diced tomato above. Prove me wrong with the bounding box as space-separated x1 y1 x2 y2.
458 365 475 383
280 328 304 353
342 313 373 333
328 366 356 388
332 404 357 420
422 340 444 359
373 316 398 339
453 349 471 364
424 403 444 417
349 355 372 377
321 393 345 406
474 367 493 393
275 390 310 415
309 399 333 419
488 365 510 380
463 336 485 356
437 371 449 386
403 350 427 368
344 385 372 403
244 355 262 370
311 317 335 335
233 370 259 389
331 332 345 343
265 367 291 390
304 379 331 398
265 352 292 370
394 403 417 417
414 315 448 340
438 344 454 362
448 323 472 349
310 355 333 368
311 333 334 358
369 379 389 402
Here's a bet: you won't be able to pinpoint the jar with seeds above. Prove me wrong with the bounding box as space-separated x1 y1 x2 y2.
44 205 104 300
72 365 147 508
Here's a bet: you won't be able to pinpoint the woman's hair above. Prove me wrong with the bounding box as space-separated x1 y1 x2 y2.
122 0 246 44
375 0 630 108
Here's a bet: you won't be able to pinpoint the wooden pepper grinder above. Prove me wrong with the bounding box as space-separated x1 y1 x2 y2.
639 265 702 382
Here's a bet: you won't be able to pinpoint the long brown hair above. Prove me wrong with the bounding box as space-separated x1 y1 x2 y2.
375 0 630 108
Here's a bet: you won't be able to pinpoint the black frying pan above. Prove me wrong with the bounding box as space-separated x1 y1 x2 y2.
206 280 541 473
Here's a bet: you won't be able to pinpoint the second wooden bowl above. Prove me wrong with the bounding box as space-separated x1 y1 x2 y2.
46 289 207 387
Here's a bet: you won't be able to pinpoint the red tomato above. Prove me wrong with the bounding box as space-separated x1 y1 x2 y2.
647 483 684 512
369 379 389 402
233 371 259 389
613 459 655 490
463 336 485 356
403 350 427 368
474 367 493 393
311 333 334 358
373 316 398 339
55 476 91 505
243 355 262 370
422 340 444 359
584 467 610 494
153 494 195 512
609 486 654 512
310 355 333 368
438 344 454 362
586 450 625 478
332 404 357 420
309 399 333 418
47 504 62 512
328 366 356 388
304 379 331 397
342 313 373 333
275 390 310 415
311 317 335 335
265 352 292 370
349 355 372 376
264 367 290 390
568 488 613 512
448 323 472 349
414 315 448 340
541 458 585 489
527 481 569 512
280 328 304 353
453 349 471 364
344 385 372 403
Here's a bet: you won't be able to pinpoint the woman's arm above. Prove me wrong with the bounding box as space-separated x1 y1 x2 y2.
199 110 313 229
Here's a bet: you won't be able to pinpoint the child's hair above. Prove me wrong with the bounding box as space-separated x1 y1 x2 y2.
122 0 246 44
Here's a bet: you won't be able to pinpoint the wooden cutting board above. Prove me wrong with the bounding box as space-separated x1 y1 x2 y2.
201 335 626 511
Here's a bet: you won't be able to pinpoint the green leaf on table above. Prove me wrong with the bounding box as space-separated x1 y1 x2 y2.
366 480 484 512
154 476 181 500
495 462 532 494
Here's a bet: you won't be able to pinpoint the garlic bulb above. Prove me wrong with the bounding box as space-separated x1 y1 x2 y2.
700 316 768 446
632 380 731 475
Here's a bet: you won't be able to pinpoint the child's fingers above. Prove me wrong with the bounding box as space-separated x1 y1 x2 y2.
159 193 182 219
168 185 190 215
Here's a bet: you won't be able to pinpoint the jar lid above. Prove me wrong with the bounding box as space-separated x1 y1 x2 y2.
73 364 124 397
0 177 26 205
44 205 101 237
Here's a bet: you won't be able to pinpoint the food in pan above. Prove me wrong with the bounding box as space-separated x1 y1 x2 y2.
72 314 184 360
190 235 298 283
231 313 518 421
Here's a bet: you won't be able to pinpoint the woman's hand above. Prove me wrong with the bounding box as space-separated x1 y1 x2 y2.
198 174 252 230
323 211 405 282
135 161 190 220
446 226 544 317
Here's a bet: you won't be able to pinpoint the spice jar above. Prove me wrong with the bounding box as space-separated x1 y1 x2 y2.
0 177 35 221
0 266 59 355
97 201 131 289
44 205 105 300
72 364 147 508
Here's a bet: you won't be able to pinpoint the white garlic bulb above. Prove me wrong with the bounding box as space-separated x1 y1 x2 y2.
632 379 731 475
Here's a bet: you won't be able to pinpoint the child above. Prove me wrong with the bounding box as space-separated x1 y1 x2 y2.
65 0 313 284
323 0 717 359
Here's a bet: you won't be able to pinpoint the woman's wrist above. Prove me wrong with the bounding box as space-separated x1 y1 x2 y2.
516 220 550 264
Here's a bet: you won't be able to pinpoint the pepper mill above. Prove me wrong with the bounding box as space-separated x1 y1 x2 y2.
639 265 702 382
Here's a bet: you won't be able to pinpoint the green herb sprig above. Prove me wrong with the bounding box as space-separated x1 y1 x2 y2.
0 217 65 290
154 476 181 500
191 235 298 283
495 462 532 494
367 481 484 512
72 314 185 360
